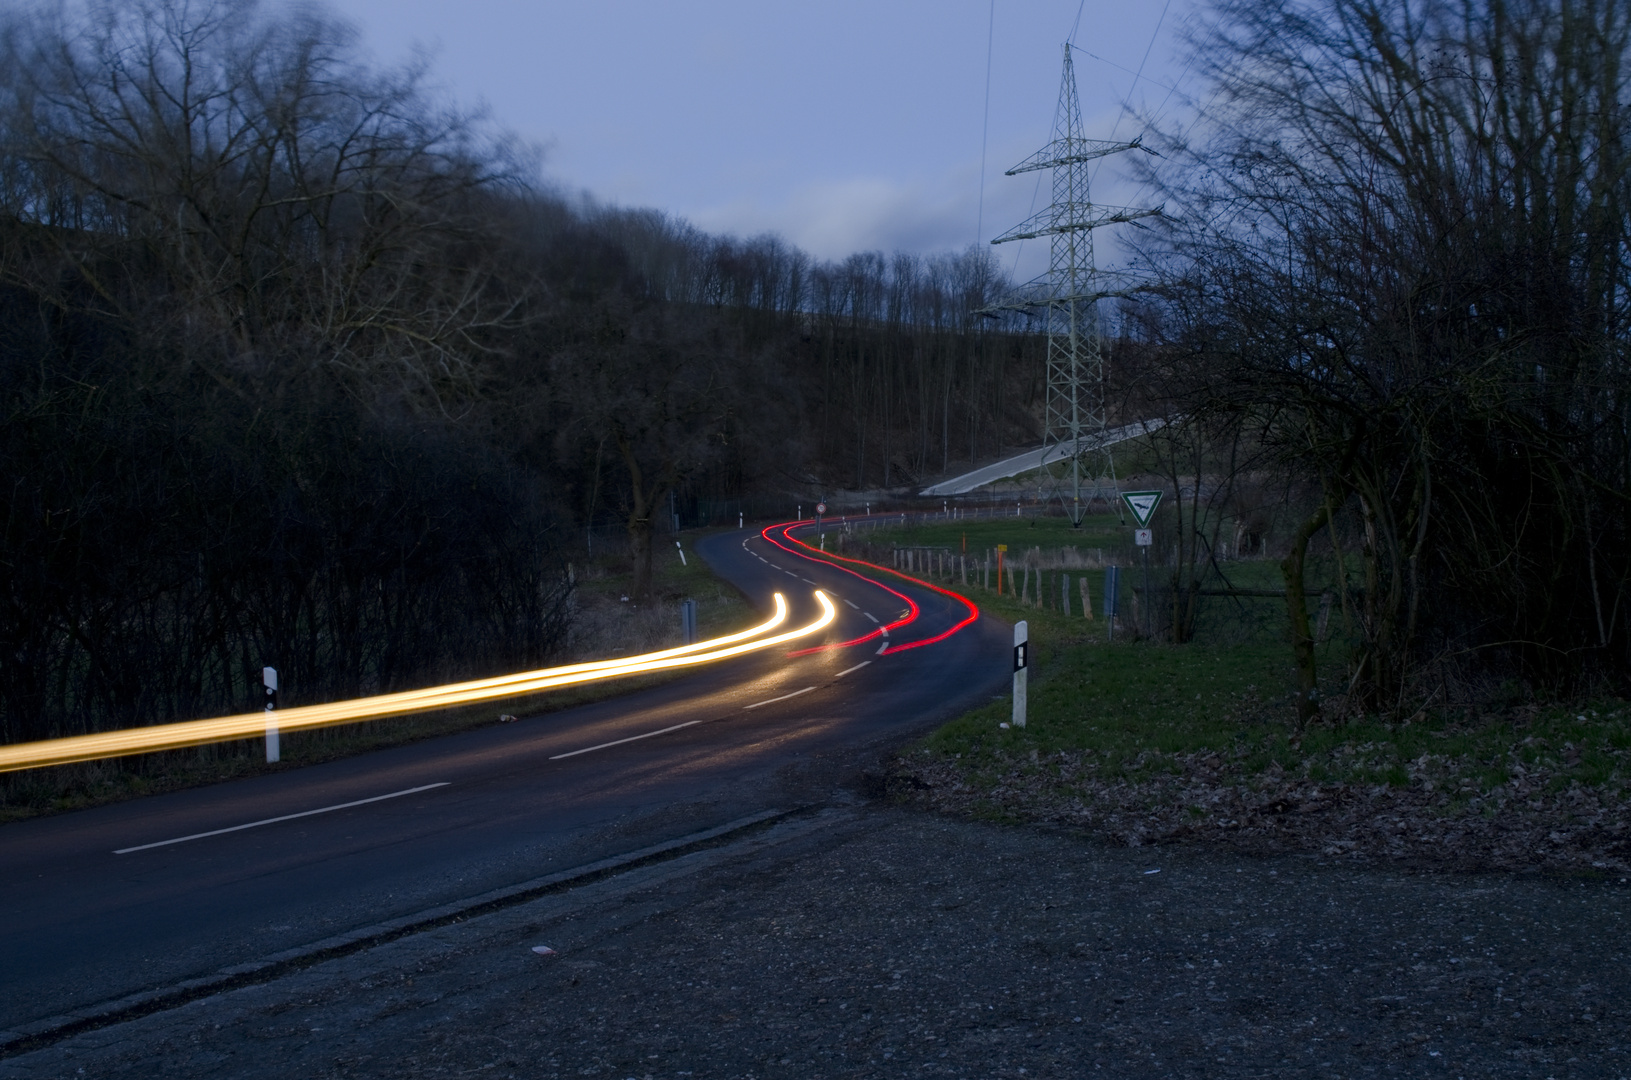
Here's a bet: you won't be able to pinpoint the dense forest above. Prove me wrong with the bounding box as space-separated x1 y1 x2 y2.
2 0 1629 747
0 0 1045 743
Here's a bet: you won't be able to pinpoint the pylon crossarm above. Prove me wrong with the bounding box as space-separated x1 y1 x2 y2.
989 204 1162 245
977 288 1148 318
1005 135 1149 176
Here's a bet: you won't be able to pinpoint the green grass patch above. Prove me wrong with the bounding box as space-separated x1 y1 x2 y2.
902 557 1629 801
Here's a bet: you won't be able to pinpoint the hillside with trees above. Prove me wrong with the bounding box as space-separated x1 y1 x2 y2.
0 0 1043 744
2 0 1628 752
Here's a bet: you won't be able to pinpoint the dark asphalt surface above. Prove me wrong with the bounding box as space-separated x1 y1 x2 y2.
0 523 1008 1042
2 808 1624 1079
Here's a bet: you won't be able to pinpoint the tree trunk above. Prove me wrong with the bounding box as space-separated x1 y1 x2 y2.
1281 503 1332 725
614 431 662 602
627 513 654 602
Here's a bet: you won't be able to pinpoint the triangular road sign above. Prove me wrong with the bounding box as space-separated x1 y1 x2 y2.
1121 490 1163 527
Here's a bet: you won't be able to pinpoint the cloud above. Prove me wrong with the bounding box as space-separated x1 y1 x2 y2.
685 139 1156 288
690 176 969 259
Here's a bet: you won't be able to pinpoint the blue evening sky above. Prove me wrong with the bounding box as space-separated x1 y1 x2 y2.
320 0 1201 278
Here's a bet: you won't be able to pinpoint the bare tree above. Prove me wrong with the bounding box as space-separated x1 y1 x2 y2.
0 0 525 413
1147 0 1631 716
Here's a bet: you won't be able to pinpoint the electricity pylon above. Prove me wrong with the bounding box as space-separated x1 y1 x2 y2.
988 44 1159 526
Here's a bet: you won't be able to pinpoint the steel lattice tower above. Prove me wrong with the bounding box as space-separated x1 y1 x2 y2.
989 44 1159 526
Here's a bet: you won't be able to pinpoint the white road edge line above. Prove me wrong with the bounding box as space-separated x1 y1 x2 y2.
114 783 451 855
835 661 871 678
743 686 815 710
549 720 703 760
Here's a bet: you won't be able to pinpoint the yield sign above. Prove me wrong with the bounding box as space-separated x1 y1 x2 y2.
1120 490 1163 527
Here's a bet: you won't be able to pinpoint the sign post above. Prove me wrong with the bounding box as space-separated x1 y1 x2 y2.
1121 491 1163 639
996 544 1007 596
1012 621 1029 728
816 501 826 541
263 666 279 763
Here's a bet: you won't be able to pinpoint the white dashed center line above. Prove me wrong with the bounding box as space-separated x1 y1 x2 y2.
864 612 879 623
743 686 815 710
114 783 451 854
549 720 703 760
835 661 871 678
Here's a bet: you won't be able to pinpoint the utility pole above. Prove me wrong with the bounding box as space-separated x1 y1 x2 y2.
985 44 1160 527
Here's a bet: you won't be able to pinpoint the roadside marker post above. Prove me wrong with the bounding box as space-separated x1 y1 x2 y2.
1103 567 1120 641
996 544 1007 596
675 540 687 566
263 667 279 763
1012 621 1029 729
680 599 698 645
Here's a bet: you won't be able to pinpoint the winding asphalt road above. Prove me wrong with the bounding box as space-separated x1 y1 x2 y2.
0 522 1007 1042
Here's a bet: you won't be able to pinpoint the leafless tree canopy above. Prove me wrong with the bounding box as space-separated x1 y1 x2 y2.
1138 0 1631 714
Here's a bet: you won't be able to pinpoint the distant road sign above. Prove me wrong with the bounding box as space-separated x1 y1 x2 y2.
1134 528 1153 546
815 502 827 515
1121 490 1163 527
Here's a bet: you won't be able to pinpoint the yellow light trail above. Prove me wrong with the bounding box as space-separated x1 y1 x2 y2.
0 591 837 773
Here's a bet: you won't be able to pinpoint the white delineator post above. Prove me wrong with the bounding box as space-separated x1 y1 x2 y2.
1012 621 1029 729
263 666 279 763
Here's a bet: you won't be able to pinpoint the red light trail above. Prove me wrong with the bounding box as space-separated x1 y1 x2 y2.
761 520 981 656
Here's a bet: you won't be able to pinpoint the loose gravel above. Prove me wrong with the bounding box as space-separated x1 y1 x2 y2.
3 806 1626 1079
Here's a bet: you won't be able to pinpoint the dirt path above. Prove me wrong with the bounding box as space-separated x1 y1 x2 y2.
4 805 1625 1079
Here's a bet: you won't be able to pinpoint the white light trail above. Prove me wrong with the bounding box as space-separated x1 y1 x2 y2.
0 592 837 773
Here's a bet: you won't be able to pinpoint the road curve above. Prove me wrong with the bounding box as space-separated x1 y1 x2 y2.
0 522 1008 1039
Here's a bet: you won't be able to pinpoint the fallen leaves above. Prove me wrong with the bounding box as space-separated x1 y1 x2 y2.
892 744 1631 874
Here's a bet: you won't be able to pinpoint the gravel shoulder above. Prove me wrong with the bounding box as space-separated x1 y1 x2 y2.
5 803 1626 1080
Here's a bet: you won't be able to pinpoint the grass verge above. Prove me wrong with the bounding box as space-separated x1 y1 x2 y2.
854 517 1631 874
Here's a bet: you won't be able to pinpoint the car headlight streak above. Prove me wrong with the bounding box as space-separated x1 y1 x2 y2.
0 591 837 773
